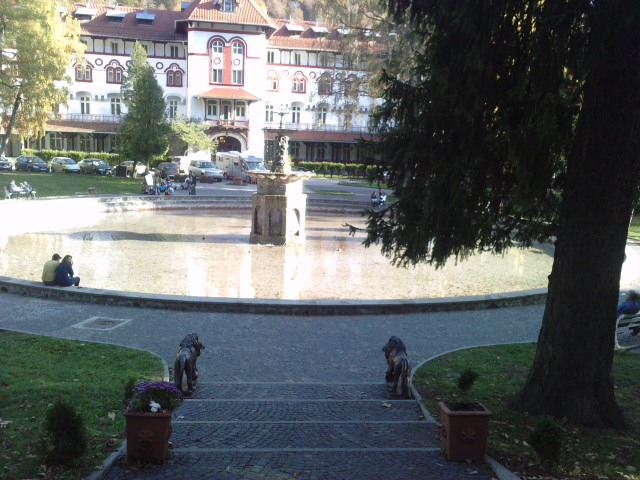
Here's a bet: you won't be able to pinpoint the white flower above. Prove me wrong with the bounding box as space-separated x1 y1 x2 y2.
149 400 161 413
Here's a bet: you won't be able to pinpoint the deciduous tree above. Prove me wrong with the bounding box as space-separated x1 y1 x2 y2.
0 0 82 155
369 0 640 428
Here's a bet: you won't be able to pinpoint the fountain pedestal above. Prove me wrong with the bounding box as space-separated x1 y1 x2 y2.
248 172 313 245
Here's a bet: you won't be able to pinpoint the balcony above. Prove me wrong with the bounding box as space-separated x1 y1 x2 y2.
49 113 123 124
264 122 371 134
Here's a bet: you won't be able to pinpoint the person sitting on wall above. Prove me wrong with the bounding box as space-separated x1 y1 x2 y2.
41 253 61 286
55 255 81 287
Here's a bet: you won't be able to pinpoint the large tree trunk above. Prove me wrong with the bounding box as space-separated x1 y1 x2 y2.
512 2 640 428
0 89 21 157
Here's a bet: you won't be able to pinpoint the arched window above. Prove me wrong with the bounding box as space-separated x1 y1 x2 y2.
318 74 333 96
106 61 123 84
267 75 279 91
292 76 306 93
166 65 184 87
232 42 244 55
75 63 92 82
211 40 223 53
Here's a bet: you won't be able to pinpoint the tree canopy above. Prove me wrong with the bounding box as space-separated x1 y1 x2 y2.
118 43 171 167
371 0 640 428
0 0 83 155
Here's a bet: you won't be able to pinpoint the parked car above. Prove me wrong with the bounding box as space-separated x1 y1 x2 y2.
15 155 50 173
155 162 179 179
50 156 81 173
0 156 11 171
188 160 224 182
77 158 114 175
121 160 147 177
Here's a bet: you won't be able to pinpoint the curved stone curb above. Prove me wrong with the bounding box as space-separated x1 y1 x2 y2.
0 277 547 315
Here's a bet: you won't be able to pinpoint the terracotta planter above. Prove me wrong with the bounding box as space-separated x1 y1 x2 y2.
124 410 173 464
439 401 491 463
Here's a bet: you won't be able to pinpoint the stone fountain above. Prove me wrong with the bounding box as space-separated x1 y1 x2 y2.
248 134 315 245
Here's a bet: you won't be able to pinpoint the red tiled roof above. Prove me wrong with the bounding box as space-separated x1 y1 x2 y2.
196 87 260 101
72 3 187 41
268 19 342 51
188 0 276 29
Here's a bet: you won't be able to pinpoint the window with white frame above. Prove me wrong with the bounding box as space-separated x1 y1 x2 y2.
293 52 301 65
80 96 91 115
106 63 123 83
267 50 275 63
110 97 121 115
233 42 244 55
79 134 92 151
50 132 63 150
166 66 184 87
75 64 92 81
290 141 300 159
232 69 243 84
111 41 119 54
292 77 306 93
235 102 246 118
318 106 327 125
291 105 301 123
212 68 223 83
211 40 223 53
267 75 278 91
318 74 333 95
222 0 234 12
169 45 179 57
206 100 218 118
265 104 273 122
167 99 179 119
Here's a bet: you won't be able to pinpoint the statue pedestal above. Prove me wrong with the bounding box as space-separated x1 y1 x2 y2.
249 172 314 245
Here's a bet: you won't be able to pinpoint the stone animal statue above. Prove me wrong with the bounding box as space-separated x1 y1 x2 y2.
382 336 410 397
174 333 205 396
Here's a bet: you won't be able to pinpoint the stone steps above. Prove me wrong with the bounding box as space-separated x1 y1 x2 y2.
103 382 492 478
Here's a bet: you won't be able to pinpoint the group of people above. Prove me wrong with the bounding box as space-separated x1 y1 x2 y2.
6 180 36 199
371 189 387 208
41 254 81 287
617 289 640 336
182 173 197 195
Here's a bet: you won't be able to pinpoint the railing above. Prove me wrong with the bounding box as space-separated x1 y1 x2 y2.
264 122 371 134
49 113 123 123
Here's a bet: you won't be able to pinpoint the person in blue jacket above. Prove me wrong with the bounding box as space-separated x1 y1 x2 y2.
55 254 81 287
617 289 640 335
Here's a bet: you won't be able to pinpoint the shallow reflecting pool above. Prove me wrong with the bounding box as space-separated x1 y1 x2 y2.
0 209 560 300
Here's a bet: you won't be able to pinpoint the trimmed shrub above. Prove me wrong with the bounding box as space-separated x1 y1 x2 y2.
43 398 87 466
527 416 563 466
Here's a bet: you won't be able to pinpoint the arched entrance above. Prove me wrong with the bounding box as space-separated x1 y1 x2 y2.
216 135 242 152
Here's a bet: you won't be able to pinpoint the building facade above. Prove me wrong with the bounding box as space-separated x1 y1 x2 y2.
23 0 379 164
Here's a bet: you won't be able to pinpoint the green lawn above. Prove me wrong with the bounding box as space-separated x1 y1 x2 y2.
1 171 142 197
0 331 164 480
413 343 640 479
629 217 640 241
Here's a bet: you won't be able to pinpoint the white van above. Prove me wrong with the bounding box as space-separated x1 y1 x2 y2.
215 151 267 183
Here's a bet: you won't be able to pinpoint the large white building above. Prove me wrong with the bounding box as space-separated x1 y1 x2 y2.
20 0 379 164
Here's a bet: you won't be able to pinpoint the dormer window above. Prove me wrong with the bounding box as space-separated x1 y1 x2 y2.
222 0 234 12
136 11 156 25
309 25 328 37
285 23 304 35
106 10 127 23
74 7 97 22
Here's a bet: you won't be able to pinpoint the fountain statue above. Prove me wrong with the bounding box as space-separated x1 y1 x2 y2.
248 134 314 245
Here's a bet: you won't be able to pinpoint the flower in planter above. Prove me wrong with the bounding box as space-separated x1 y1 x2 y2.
126 381 184 413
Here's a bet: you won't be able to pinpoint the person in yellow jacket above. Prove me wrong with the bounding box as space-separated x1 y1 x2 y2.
41 254 61 286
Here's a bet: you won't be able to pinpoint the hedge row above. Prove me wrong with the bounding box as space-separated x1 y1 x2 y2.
297 161 384 179
22 149 121 165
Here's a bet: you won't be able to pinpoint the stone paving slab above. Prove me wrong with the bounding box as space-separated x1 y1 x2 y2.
104 450 492 479
176 399 425 422
170 421 439 449
192 382 387 400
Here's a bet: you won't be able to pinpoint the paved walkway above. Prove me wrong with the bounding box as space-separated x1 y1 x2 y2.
0 292 552 479
1 292 637 479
